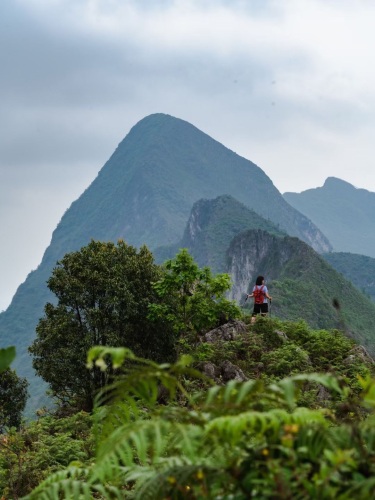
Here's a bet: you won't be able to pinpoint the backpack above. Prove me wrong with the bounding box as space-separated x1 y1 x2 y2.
253 285 265 304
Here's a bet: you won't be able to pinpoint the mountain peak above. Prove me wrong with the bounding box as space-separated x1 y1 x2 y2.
323 177 355 190
284 176 375 258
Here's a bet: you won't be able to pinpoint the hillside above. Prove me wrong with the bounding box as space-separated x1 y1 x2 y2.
284 177 375 257
155 197 375 355
2 315 375 497
154 194 285 272
0 113 332 414
227 230 375 355
323 251 375 301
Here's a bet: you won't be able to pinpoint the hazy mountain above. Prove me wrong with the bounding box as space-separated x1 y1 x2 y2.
323 252 375 301
154 194 286 273
0 113 332 414
284 177 375 258
227 230 375 354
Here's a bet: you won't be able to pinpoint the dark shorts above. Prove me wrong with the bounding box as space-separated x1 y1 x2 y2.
252 303 269 316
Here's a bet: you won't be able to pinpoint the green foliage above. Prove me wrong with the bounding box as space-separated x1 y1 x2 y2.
0 411 93 498
0 368 29 432
23 347 375 499
29 239 175 411
188 318 373 398
0 346 15 373
0 345 28 432
261 344 310 377
273 261 375 355
148 248 241 339
323 251 375 301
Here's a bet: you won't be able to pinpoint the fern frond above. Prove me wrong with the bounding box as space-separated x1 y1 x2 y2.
92 418 205 484
22 465 91 500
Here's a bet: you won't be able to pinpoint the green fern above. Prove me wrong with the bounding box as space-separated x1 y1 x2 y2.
24 348 375 499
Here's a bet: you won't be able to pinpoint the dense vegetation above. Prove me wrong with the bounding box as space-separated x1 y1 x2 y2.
1 245 375 498
323 251 375 301
1 319 375 498
29 240 175 412
0 368 28 432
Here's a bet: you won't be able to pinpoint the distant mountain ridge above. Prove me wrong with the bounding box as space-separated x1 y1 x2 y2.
62 113 330 252
0 113 332 413
159 196 375 353
284 177 375 258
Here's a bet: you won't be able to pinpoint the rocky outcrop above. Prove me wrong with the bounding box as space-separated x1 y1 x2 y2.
202 320 248 343
344 345 374 366
199 320 249 383
220 360 247 382
200 360 247 384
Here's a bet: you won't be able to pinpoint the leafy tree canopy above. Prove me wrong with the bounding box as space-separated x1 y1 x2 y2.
0 411 93 498
148 248 241 341
0 367 28 432
29 240 175 412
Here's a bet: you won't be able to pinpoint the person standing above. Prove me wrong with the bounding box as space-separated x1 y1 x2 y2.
247 275 272 322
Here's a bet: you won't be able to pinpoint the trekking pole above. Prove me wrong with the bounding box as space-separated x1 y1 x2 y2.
269 299 272 318
243 294 249 307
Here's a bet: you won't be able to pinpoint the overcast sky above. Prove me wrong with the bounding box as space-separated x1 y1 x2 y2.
1 0 375 311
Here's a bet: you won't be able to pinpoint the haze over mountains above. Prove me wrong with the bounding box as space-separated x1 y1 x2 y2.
1 113 375 414
284 177 375 258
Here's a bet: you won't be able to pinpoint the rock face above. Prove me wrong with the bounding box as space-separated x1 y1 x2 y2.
344 345 374 366
226 229 311 302
200 360 248 383
174 195 285 273
199 320 249 383
203 320 248 343
220 360 247 382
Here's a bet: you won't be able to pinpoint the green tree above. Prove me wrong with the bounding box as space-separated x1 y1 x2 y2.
0 368 28 432
0 411 93 498
148 248 241 340
29 240 174 411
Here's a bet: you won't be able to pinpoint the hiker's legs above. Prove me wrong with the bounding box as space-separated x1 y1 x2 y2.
260 303 269 317
252 304 262 324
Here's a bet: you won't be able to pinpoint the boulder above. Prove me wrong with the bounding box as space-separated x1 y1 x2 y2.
198 360 248 383
202 320 248 343
219 360 248 382
275 330 288 341
200 362 221 383
346 345 374 365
